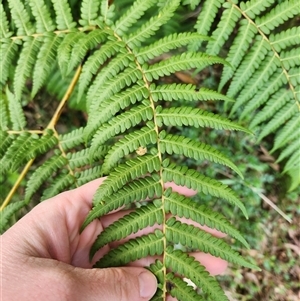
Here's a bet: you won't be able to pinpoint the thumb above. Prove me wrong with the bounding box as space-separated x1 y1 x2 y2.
72 266 157 301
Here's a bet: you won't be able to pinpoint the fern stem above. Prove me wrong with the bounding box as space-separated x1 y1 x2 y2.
0 159 34 211
7 130 44 135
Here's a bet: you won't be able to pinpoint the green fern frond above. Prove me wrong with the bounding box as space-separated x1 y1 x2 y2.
145 52 228 81
151 84 234 102
79 0 101 26
8 0 35 36
0 40 18 85
14 37 41 100
163 190 249 248
276 138 300 164
0 4 12 38
270 26 300 52
240 0 275 19
165 248 228 301
159 132 243 178
6 87 26 131
90 202 163 259
28 0 55 33
136 32 211 64
156 106 251 133
94 230 164 268
51 0 76 30
256 0 300 35
0 97 9 130
81 175 162 231
166 218 257 269
112 0 156 36
162 162 248 218
60 127 85 151
0 201 27 234
75 165 103 186
0 131 14 158
283 151 300 174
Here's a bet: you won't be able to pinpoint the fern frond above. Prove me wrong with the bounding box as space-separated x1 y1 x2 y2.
124 0 181 48
81 175 162 230
270 27 300 52
92 155 161 205
0 39 18 85
79 0 101 26
75 165 103 186
101 123 157 173
0 97 9 130
94 231 164 268
51 0 76 30
8 0 34 36
156 106 251 133
0 131 14 158
90 102 153 153
166 218 257 269
151 84 234 102
90 202 163 259
6 87 26 131
162 162 248 218
145 52 228 81
32 34 62 97
281 48 300 70
276 138 300 163
240 0 275 19
256 0 300 35
28 0 55 33
159 132 243 178
60 127 85 151
165 248 228 301
163 190 249 248
13 37 41 100
283 150 300 174
206 2 241 55
0 4 12 38
0 201 27 234
112 0 156 36
24 154 68 201
136 32 211 64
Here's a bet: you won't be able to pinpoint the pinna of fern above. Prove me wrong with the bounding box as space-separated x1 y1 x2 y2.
1 0 259 300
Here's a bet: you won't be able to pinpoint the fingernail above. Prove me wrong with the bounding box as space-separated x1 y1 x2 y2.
138 271 157 298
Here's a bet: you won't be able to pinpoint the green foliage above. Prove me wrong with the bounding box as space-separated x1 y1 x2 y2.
1 0 298 300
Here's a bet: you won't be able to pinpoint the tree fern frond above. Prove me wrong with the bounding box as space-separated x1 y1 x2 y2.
272 114 300 152
162 162 248 218
165 248 228 301
51 0 76 30
257 101 298 141
75 165 103 186
0 132 14 158
94 231 164 268
283 150 300 174
159 132 243 178
102 123 157 173
13 37 41 100
166 272 205 301
163 190 249 248
41 172 75 200
0 4 12 38
270 27 300 52
90 202 163 259
194 0 225 36
6 87 26 131
24 154 68 201
124 0 181 48
99 0 115 25
32 34 62 97
256 0 300 35
0 97 9 130
145 52 228 81
136 32 211 64
112 0 156 36
79 0 101 26
156 106 251 133
77 40 128 100
151 84 234 103
206 2 241 56
0 39 18 85
0 201 27 234
218 20 257 91
276 138 300 163
81 175 162 230
90 102 153 154
28 0 55 33
166 218 257 269
240 0 275 19
60 127 85 151
92 155 160 205
8 0 35 36
67 29 108 74
281 48 300 70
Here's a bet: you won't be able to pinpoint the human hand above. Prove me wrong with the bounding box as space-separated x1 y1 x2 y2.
1 178 227 301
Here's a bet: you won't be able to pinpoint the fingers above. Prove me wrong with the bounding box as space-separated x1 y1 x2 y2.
72 266 157 301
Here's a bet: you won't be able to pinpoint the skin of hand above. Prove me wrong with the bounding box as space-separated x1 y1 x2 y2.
1 178 227 301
